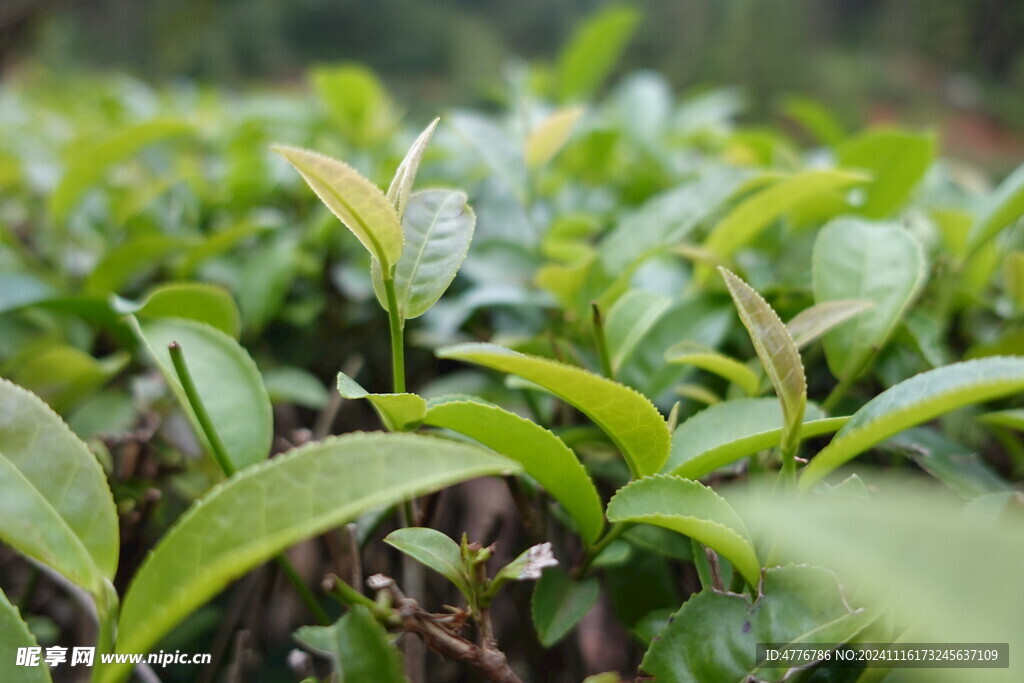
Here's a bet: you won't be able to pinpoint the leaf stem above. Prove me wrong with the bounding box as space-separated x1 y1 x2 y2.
168 342 236 477
590 301 613 379
383 274 406 394
573 522 631 578
168 342 329 626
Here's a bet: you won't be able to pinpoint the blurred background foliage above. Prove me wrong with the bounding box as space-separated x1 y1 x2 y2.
2 0 1024 169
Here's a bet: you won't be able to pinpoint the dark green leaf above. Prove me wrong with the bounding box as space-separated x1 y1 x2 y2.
531 568 599 647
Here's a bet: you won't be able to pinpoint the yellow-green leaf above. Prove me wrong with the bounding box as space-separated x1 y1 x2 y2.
423 398 603 544
273 145 402 270
785 299 873 349
437 343 669 477
700 170 866 277
800 357 1024 490
337 371 426 432
525 106 585 168
665 341 760 397
0 380 118 596
719 268 806 455
606 475 760 589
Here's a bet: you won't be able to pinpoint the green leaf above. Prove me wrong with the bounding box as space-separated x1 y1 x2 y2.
372 189 475 320
812 218 925 382
384 528 471 599
780 95 845 146
886 428 1011 499
0 379 118 595
599 170 752 274
719 269 806 455
1003 251 1024 312
0 273 57 316
736 478 1024 682
641 565 875 682
606 475 760 588
387 118 439 220
437 343 670 477
967 161 1024 256
557 4 641 101
701 170 865 270
127 282 241 339
979 408 1024 431
785 300 874 350
262 366 329 409
84 234 197 295
531 567 599 647
132 317 272 471
102 432 518 683
0 589 52 683
666 400 844 478
336 372 426 432
10 346 129 414
665 341 760 397
525 106 584 168
605 290 671 374
272 145 402 270
50 118 193 223
311 64 397 146
423 399 603 544
800 356 1024 490
837 128 935 218
295 605 407 683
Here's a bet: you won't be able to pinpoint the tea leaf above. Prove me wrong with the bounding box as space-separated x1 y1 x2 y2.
372 190 475 320
0 590 51 683
387 118 439 219
84 234 197 295
423 399 603 544
336 372 426 432
384 528 471 599
262 367 329 410
606 475 760 588
785 299 873 349
273 145 402 270
719 269 806 456
10 346 129 414
295 605 407 683
665 341 760 397
599 170 752 274
641 565 874 682
701 170 865 272
310 64 397 146
133 317 272 471
123 282 241 338
525 106 585 168
50 118 193 223
437 343 670 477
967 161 1024 256
737 479 1024 682
837 128 935 218
812 218 925 383
103 433 518 683
557 5 640 102
531 568 600 647
800 356 1024 490
605 290 671 374
0 379 118 595
666 400 845 479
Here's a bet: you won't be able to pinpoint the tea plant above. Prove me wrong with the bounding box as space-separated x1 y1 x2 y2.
2 7 1024 682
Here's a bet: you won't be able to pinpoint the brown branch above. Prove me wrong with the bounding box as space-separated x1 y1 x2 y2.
367 574 523 683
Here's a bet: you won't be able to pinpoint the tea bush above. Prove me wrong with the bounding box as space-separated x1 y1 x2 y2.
1 9 1023 682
